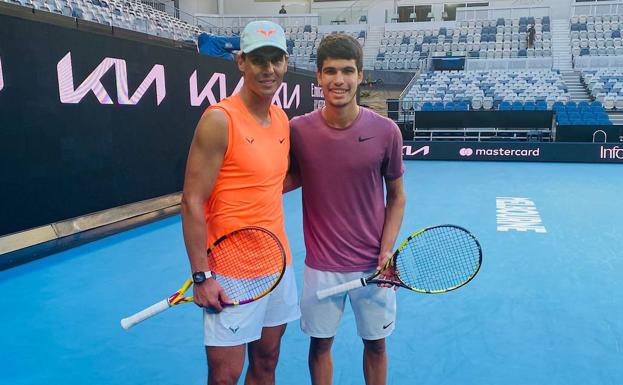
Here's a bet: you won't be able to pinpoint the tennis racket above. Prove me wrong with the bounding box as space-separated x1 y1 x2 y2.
316 224 482 300
121 226 286 330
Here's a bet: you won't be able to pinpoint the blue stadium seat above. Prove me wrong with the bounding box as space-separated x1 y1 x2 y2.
456 101 469 111
568 112 581 122
72 7 84 18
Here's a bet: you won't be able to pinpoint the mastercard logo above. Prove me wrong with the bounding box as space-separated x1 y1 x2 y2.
459 148 473 156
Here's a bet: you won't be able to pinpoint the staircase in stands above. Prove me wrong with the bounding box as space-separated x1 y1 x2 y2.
551 19 573 71
561 71 591 102
363 25 383 70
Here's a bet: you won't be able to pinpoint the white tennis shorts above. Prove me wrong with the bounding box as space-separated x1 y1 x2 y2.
300 265 396 340
203 265 300 347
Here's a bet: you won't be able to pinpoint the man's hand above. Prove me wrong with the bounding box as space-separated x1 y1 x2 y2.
377 251 398 289
193 279 232 312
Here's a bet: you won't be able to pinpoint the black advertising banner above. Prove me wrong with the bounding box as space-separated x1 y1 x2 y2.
413 111 554 129
556 125 621 143
0 11 316 236
403 141 623 163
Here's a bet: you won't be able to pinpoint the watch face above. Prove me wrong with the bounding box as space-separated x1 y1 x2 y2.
193 272 205 282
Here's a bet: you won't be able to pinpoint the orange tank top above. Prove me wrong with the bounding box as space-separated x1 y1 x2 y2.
204 94 292 276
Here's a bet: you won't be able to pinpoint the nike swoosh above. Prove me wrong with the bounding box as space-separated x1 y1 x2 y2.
279 138 285 144
382 322 394 329
358 136 374 142
245 137 254 144
229 326 240 334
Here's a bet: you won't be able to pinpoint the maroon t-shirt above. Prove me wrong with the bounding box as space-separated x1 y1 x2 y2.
290 107 405 272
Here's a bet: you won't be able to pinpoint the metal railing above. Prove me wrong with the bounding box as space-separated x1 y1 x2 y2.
328 0 371 26
457 6 550 21
572 0 623 16
194 13 320 34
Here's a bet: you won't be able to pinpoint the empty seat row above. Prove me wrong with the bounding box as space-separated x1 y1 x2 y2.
402 70 570 111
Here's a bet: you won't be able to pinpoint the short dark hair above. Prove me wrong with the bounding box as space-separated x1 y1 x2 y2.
316 33 363 72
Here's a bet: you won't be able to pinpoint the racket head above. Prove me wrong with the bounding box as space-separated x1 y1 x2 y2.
207 226 286 306
391 224 482 293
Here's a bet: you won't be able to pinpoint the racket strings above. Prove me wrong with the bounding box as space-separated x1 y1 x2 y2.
396 226 481 292
209 228 285 302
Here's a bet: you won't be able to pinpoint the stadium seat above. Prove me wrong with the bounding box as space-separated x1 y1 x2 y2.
524 101 536 110
604 96 616 109
433 102 445 111
471 97 483 110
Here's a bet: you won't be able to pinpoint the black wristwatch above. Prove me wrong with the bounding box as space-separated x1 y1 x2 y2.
192 271 212 284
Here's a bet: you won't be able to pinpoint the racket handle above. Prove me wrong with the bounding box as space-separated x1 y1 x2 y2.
120 299 171 330
316 278 367 300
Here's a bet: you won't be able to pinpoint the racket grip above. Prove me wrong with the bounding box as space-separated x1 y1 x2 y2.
120 299 171 330
316 278 367 300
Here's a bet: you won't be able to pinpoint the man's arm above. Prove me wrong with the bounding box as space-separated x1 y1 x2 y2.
378 177 407 269
181 108 230 311
283 169 301 193
283 151 301 193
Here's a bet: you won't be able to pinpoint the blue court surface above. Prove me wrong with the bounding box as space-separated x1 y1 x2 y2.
2 160 622 385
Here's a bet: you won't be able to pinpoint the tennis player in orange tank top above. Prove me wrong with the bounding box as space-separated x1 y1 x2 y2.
204 94 292 278
180 21 299 385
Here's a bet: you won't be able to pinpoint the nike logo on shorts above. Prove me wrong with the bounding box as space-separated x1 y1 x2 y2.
229 326 240 334
382 321 394 329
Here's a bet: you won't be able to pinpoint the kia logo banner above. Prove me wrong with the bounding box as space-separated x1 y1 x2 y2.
0 13 317 236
